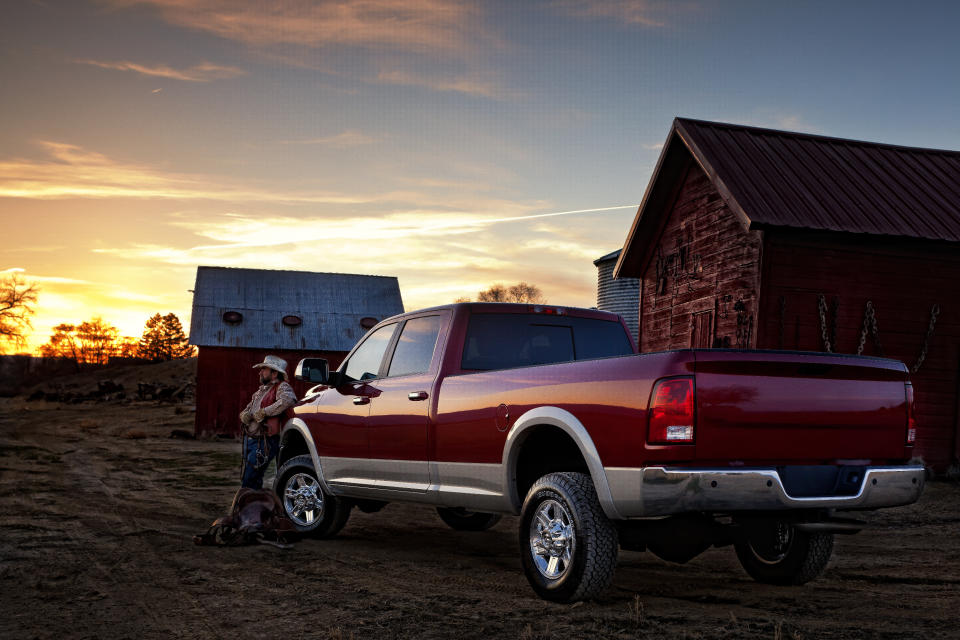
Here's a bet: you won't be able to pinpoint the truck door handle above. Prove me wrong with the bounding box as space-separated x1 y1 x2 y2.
353 397 370 405
408 391 428 401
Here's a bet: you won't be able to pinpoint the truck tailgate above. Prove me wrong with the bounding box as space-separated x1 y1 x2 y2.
693 350 910 463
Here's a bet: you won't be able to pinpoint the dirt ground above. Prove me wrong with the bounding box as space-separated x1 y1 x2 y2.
1 368 958 639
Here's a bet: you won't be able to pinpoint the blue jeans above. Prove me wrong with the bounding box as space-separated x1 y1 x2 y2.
241 434 280 490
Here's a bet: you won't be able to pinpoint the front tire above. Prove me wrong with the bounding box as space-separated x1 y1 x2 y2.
519 472 619 602
436 507 502 531
275 455 351 538
734 520 833 585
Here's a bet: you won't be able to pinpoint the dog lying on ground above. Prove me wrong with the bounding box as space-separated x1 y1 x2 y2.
194 488 297 548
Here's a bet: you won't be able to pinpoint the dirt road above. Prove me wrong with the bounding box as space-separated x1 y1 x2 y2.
1 394 958 639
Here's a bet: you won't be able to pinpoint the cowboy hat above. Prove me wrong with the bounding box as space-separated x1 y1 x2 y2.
253 355 288 379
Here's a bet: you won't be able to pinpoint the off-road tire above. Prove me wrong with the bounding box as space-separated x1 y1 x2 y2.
519 472 619 602
436 507 502 531
275 455 351 539
734 522 833 585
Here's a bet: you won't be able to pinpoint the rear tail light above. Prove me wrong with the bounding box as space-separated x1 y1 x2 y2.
905 383 917 445
648 377 695 444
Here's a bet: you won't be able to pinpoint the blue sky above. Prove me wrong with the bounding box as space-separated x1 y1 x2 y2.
2 0 959 349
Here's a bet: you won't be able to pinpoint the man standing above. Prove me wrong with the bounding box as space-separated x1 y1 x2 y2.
239 355 298 490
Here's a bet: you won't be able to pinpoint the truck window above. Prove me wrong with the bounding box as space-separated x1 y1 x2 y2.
344 323 397 381
573 319 635 360
387 315 443 377
461 314 631 371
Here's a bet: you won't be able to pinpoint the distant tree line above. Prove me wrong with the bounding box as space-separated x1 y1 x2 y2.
0 272 195 366
38 313 194 370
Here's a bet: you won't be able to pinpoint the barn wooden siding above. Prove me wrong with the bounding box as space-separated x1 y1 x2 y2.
757 232 960 468
639 162 762 353
195 347 346 436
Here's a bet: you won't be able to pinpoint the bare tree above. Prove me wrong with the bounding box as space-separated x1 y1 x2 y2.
507 282 546 304
476 282 546 304
477 284 509 302
0 273 39 353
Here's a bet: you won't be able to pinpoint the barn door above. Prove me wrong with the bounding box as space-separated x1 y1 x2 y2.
691 310 714 348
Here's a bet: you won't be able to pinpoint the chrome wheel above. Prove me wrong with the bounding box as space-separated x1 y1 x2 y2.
283 472 324 527
529 499 576 579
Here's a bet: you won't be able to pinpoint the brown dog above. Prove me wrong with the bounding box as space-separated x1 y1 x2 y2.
194 488 297 548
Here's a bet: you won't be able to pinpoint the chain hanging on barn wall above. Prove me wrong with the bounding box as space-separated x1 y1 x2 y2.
856 301 883 357
818 294 833 353
911 304 941 374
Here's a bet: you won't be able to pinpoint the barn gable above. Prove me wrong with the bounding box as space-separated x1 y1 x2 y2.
635 160 762 352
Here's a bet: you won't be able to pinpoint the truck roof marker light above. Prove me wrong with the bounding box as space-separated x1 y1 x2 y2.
648 377 695 444
531 305 566 316
905 383 917 446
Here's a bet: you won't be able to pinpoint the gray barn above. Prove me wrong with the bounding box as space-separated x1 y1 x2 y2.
188 266 404 436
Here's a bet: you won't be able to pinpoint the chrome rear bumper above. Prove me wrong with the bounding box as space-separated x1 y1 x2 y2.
606 465 926 518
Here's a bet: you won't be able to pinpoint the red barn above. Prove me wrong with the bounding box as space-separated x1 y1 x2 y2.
188 266 404 437
615 118 960 473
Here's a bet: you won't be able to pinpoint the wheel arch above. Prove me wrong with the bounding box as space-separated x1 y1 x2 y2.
502 406 622 520
279 418 331 494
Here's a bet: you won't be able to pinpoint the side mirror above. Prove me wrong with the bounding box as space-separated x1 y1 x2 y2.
295 358 330 384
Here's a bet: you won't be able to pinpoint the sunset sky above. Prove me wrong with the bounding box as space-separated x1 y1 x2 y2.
3 0 960 352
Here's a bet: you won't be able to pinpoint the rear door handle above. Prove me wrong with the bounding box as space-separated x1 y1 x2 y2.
353 397 370 405
408 391 428 401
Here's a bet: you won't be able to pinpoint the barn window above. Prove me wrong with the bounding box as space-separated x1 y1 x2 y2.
360 317 378 329
222 311 243 324
282 315 302 327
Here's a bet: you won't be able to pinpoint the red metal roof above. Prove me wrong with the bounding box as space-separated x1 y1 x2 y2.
676 118 960 241
615 118 960 279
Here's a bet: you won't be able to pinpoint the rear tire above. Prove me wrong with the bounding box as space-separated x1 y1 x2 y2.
734 520 833 585
275 455 351 538
519 472 619 602
436 507 502 531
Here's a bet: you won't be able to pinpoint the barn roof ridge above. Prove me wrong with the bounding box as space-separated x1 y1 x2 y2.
674 117 960 157
196 265 398 280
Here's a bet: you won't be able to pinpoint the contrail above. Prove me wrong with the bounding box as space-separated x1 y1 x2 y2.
146 204 643 254
458 204 640 227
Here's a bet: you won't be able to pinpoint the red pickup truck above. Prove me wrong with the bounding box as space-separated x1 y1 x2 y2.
275 302 925 602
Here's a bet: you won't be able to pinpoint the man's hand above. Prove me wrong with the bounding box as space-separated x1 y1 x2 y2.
240 409 254 424
253 409 266 423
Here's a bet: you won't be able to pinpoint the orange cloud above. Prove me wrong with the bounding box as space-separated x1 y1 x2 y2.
376 69 512 100
75 59 246 82
104 0 485 54
0 141 370 203
551 0 668 26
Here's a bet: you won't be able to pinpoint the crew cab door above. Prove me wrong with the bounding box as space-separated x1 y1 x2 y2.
364 313 446 493
305 322 398 488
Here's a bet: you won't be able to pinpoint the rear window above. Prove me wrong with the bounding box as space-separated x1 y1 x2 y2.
461 313 632 371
